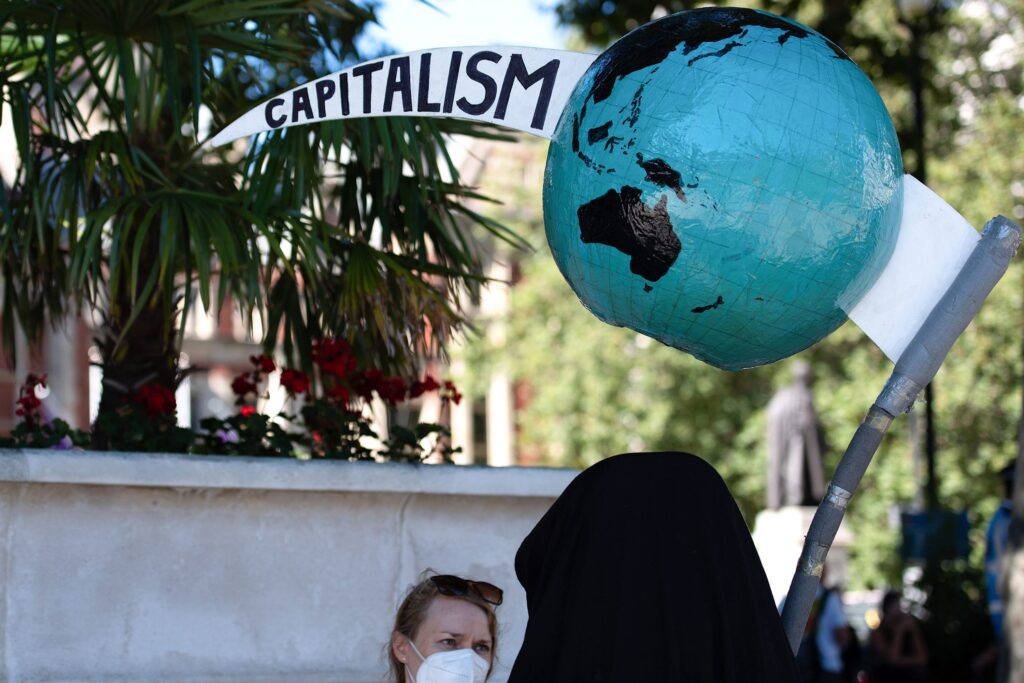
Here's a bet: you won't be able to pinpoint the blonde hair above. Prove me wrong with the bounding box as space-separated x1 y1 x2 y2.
388 573 499 683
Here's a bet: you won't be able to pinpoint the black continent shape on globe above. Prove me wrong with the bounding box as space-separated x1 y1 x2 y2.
577 186 681 282
584 7 851 105
636 154 687 201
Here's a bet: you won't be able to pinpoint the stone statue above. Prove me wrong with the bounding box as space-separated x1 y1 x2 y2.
766 361 826 509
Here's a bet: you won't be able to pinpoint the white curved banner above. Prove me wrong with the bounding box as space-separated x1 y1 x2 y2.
209 47 597 147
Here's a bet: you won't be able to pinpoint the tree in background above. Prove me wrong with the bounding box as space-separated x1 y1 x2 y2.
0 1 517 447
462 3 1023 680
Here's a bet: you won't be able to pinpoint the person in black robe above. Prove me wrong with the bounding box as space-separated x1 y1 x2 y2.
508 451 798 683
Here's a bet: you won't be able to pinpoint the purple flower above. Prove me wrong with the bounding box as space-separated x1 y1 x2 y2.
50 435 73 450
214 429 240 444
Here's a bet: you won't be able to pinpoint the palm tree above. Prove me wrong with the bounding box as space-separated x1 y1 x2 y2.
0 1 518 447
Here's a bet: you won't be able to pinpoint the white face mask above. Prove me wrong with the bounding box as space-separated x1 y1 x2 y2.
406 640 489 683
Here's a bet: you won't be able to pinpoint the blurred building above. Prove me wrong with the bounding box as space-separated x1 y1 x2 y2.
444 135 548 466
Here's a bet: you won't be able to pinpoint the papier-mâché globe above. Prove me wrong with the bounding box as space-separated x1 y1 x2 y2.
543 7 903 370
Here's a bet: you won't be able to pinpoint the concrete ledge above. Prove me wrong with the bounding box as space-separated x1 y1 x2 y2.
0 448 577 497
0 449 575 682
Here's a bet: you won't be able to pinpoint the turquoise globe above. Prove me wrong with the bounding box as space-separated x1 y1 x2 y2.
544 7 903 370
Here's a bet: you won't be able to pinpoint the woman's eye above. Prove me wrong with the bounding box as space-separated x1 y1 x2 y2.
474 643 492 654
439 638 456 647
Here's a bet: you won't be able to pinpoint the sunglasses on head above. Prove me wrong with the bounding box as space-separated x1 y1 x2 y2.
430 574 504 606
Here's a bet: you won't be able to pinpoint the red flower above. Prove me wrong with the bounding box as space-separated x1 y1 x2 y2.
132 384 176 417
409 374 441 398
239 405 256 417
325 383 351 404
14 395 41 417
312 339 351 362
319 357 356 379
250 354 276 374
352 368 382 401
313 339 356 379
280 369 311 396
231 374 258 398
376 376 407 405
14 373 47 422
441 380 463 406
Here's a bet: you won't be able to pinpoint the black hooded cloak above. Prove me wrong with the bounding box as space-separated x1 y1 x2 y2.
508 451 798 683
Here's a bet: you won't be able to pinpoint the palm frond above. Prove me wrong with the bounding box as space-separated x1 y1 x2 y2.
0 0 523 392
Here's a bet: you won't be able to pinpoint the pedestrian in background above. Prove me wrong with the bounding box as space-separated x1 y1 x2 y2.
869 590 928 683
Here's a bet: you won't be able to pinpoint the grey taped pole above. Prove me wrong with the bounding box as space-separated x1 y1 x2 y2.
780 215 1022 654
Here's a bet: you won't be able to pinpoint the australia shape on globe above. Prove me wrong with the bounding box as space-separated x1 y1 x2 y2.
577 185 681 281
576 151 694 282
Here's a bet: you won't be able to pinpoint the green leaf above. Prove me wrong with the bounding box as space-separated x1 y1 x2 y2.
185 17 201 138
129 201 161 302
114 32 137 137
43 4 59 122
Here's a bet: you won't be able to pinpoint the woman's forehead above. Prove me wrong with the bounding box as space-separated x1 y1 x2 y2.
422 596 491 637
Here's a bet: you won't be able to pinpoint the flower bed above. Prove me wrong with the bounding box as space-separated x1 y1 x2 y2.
2 339 464 463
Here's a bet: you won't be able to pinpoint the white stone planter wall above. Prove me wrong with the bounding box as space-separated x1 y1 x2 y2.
0 450 577 683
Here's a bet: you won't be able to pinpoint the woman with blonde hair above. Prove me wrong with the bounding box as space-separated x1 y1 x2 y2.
389 573 503 683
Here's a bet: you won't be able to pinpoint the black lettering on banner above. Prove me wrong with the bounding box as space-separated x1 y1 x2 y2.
495 56 561 130
417 53 441 113
315 79 336 118
384 56 413 113
291 86 313 123
353 60 384 114
265 97 287 128
443 51 463 114
338 72 350 116
456 51 501 116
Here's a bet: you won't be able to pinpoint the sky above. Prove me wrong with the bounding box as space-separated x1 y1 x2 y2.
362 0 570 52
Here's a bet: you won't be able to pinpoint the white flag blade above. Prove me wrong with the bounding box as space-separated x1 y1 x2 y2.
846 174 980 363
208 47 596 147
